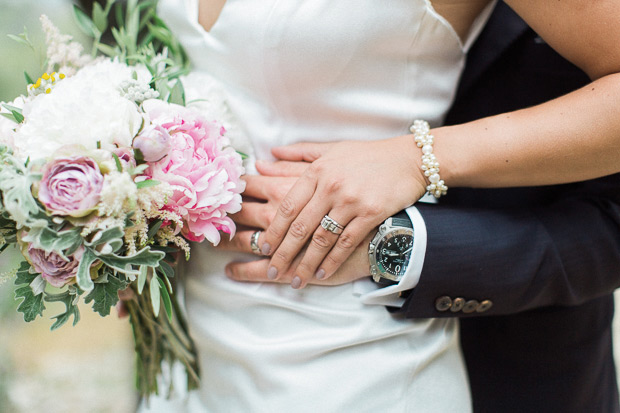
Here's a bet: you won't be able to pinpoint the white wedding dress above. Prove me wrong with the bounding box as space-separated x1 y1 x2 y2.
144 1 494 411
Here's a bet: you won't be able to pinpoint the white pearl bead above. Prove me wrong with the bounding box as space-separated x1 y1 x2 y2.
429 173 440 183
422 145 433 155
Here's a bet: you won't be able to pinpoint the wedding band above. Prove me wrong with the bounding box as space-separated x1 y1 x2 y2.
320 215 345 235
250 230 262 255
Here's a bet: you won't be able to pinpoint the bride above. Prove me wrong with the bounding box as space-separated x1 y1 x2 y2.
144 0 620 411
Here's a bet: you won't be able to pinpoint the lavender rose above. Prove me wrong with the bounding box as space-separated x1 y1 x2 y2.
133 124 172 162
27 245 84 288
38 156 104 217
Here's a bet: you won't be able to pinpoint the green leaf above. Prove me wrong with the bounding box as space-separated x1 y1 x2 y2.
73 5 100 38
14 261 33 285
75 248 98 291
2 104 24 123
46 290 81 330
236 151 249 160
96 42 119 57
157 276 172 321
146 220 163 241
150 273 161 317
136 179 160 189
92 2 108 33
155 259 175 279
112 152 123 172
97 246 165 271
6 33 33 49
137 265 148 294
84 272 129 317
167 79 185 106
24 71 34 85
86 226 124 251
15 284 45 322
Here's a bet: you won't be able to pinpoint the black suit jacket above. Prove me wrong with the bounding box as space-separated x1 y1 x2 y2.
396 3 620 412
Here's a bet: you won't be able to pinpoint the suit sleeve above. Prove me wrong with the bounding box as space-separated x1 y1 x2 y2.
395 175 620 318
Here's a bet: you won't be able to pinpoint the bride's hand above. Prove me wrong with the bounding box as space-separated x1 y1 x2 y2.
214 161 308 252
259 136 426 289
225 228 374 286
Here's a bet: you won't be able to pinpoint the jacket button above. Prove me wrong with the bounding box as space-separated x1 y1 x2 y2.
476 300 493 313
462 299 480 314
435 296 453 312
450 297 465 312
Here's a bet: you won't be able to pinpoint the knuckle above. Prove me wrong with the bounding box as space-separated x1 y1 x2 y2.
274 249 290 264
322 177 342 195
278 197 297 219
311 232 332 249
289 220 309 240
324 253 341 268
337 233 356 250
363 202 384 218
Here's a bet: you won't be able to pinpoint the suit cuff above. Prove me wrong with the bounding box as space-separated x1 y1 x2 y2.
360 206 427 306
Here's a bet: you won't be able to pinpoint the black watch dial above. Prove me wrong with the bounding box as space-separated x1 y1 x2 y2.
375 228 414 278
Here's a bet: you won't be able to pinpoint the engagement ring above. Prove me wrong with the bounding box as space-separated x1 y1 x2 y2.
320 215 345 235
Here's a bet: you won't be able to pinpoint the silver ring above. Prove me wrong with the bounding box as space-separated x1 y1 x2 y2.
320 215 345 235
250 230 262 255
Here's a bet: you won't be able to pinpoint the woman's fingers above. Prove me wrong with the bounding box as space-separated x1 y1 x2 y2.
297 217 368 283
260 172 318 258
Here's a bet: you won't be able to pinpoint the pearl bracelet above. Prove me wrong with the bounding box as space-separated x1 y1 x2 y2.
410 119 448 198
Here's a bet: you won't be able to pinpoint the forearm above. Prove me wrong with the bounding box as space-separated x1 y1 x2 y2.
434 72 620 189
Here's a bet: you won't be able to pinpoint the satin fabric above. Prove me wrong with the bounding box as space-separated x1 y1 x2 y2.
142 1 493 411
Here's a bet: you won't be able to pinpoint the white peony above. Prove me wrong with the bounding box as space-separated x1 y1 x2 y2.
13 59 147 160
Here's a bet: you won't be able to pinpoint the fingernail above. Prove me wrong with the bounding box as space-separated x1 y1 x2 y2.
267 266 278 280
315 269 326 280
291 276 302 289
261 243 271 255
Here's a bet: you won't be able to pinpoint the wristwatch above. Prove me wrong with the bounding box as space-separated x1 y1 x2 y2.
368 211 414 286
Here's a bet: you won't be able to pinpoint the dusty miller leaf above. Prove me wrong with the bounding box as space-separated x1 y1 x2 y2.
84 272 129 317
46 290 81 330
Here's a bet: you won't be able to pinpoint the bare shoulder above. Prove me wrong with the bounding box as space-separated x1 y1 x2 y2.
505 0 620 79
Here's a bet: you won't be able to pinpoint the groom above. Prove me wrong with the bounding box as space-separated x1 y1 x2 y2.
396 2 620 412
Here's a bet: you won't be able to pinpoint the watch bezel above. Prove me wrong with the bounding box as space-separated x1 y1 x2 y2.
368 220 414 283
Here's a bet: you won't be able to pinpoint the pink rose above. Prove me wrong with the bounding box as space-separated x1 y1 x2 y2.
28 245 84 288
38 156 104 217
133 124 172 162
144 100 245 245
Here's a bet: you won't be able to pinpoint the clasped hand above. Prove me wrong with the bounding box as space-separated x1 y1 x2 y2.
220 135 426 288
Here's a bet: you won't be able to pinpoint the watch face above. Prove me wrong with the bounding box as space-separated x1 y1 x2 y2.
374 228 414 279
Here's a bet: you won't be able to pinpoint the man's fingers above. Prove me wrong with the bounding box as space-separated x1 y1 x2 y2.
216 229 260 254
255 160 309 177
233 202 274 228
271 142 331 162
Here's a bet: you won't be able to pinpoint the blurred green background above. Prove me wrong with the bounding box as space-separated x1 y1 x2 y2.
0 1 135 412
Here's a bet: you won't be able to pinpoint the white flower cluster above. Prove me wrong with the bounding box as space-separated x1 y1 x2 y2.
13 60 144 160
40 15 91 76
120 79 160 103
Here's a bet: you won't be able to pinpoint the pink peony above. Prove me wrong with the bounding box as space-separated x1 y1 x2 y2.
28 245 84 288
38 156 104 217
133 124 172 162
143 100 245 245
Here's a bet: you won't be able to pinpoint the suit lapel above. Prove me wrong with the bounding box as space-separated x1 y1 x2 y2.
456 1 529 98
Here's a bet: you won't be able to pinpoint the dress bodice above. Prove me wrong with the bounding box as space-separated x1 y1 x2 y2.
159 0 492 161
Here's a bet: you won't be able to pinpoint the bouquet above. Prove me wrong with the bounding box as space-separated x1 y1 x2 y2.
0 0 245 399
